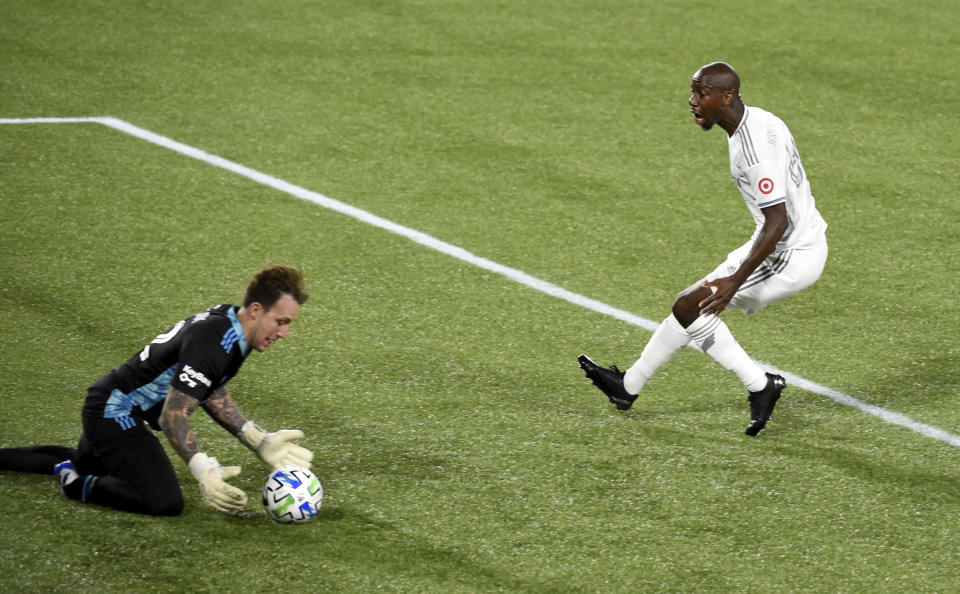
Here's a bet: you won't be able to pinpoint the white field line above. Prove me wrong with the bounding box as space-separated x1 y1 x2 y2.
3 116 958 447
0 117 102 124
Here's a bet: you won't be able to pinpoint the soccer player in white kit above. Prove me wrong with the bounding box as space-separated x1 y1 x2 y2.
579 62 828 436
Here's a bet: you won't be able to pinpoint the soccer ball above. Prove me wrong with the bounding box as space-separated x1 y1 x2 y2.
262 465 323 524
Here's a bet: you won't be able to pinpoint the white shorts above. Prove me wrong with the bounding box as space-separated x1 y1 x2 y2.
703 236 828 315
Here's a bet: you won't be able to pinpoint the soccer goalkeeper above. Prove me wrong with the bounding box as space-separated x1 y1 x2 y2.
0 264 314 516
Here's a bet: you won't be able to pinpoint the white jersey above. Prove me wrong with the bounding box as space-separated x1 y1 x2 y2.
728 106 827 253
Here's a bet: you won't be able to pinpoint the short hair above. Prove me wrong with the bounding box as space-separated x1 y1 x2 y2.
243 264 309 309
694 62 740 95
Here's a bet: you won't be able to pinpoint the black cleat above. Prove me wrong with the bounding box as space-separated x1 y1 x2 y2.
578 354 637 410
745 373 786 436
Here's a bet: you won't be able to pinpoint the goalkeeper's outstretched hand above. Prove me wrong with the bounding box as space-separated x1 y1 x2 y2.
239 422 314 469
188 453 247 515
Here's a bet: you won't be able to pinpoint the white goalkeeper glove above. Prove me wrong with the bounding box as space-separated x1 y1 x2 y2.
238 421 314 470
188 452 247 515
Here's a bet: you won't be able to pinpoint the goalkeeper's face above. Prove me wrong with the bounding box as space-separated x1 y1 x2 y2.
246 293 300 352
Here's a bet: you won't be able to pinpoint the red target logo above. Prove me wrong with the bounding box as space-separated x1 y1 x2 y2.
758 178 774 194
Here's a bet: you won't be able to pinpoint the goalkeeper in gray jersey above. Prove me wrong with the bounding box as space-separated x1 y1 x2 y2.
0 264 314 516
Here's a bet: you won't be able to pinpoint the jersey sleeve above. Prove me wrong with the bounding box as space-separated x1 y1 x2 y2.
169 322 230 401
741 116 790 209
742 157 787 209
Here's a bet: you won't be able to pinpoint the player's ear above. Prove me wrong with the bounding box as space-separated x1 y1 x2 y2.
248 301 265 318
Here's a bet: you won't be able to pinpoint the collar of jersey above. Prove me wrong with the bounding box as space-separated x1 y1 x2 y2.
227 306 250 356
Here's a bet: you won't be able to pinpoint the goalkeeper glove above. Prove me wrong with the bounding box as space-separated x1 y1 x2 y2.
188 452 247 515
238 421 314 469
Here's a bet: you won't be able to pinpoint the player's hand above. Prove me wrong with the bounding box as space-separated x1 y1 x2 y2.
698 277 739 317
239 422 314 469
258 429 314 469
188 452 247 514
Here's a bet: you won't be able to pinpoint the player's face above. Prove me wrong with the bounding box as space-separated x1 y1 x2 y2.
689 81 722 131
248 293 300 352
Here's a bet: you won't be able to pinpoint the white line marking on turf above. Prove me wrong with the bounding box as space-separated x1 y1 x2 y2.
4 116 958 448
0 117 103 124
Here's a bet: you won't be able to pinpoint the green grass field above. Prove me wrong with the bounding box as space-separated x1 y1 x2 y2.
2 1 958 591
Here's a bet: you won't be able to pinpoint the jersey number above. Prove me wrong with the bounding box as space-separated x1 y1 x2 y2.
139 321 185 361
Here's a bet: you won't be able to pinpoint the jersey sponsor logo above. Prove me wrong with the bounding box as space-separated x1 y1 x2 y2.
179 364 212 389
758 178 774 195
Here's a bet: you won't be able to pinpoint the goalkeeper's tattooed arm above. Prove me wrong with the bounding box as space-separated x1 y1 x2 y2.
161 387 248 514
158 387 203 463
201 386 249 436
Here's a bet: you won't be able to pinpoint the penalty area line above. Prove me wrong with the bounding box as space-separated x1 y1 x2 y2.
3 115 958 448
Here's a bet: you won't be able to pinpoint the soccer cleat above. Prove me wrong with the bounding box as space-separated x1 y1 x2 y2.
745 373 786 436
54 459 79 495
577 354 637 410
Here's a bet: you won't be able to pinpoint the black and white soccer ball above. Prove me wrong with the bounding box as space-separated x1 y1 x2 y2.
262 465 323 524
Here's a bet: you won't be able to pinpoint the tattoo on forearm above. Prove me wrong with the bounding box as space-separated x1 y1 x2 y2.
160 388 201 463
201 386 248 435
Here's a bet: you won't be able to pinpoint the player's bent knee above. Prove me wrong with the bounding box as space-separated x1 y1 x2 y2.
150 497 184 517
144 490 184 516
671 293 701 327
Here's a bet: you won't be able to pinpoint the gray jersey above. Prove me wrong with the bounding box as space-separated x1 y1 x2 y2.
728 106 827 252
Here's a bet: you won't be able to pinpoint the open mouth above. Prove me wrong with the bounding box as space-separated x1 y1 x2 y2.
691 109 704 124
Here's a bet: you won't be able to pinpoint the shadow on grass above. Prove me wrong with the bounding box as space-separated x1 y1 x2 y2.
771 440 960 503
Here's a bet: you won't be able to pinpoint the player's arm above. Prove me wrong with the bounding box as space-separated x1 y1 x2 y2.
699 202 788 316
158 387 203 463
199 386 313 469
159 386 247 514
201 386 249 435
